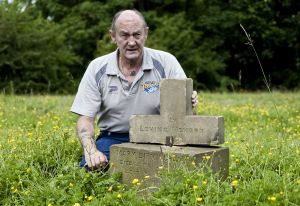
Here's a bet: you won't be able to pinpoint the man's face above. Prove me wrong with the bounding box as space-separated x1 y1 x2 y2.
110 12 148 63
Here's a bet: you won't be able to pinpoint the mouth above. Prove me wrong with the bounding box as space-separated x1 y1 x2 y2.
126 48 138 52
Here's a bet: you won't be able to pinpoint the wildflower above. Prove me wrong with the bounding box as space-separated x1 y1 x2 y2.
144 175 150 179
191 161 196 166
159 166 163 170
137 182 141 186
297 180 300 185
11 186 18 193
27 132 33 136
203 155 211 160
196 197 203 202
202 181 207 185
108 186 113 192
117 194 122 199
73 203 80 206
26 168 31 173
48 204 53 206
231 180 239 187
132 178 139 184
87 196 93 201
267 196 276 201
193 185 198 189
69 182 73 187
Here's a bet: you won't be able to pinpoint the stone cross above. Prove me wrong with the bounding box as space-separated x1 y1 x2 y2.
129 78 224 145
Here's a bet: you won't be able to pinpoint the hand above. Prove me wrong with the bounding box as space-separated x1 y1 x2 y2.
191 91 199 108
84 149 108 171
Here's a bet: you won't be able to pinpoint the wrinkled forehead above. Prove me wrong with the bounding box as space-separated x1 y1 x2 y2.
115 11 145 31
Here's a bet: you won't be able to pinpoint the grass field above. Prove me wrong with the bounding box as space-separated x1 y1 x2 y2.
0 92 299 205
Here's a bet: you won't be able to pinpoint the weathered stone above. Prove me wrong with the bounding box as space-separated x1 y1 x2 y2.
130 79 224 145
110 143 229 187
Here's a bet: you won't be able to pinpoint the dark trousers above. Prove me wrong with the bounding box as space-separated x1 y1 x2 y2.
79 131 129 168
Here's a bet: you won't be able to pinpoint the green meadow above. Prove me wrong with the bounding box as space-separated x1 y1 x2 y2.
0 93 299 205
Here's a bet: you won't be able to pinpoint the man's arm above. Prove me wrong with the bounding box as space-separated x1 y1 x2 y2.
77 115 107 170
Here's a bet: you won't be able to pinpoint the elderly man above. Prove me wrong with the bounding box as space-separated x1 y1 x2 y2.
71 9 198 170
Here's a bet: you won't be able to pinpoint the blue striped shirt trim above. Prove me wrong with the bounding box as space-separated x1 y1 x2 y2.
95 64 107 87
152 58 166 78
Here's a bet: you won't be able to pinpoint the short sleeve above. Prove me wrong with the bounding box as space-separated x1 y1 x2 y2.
166 54 187 79
70 62 102 118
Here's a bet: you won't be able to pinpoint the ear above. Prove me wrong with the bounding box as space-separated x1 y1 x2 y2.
109 30 116 43
144 27 149 39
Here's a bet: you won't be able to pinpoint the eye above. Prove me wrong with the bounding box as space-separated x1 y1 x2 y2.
120 33 129 38
133 33 141 38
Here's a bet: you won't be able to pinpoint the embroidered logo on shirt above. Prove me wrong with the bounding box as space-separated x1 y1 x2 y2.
108 85 118 93
142 81 159 93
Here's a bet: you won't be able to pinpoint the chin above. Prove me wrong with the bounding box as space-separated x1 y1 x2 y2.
125 53 141 61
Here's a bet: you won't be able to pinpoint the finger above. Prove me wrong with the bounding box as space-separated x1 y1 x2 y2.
192 91 197 98
91 157 99 170
93 156 102 169
85 156 93 168
100 152 108 163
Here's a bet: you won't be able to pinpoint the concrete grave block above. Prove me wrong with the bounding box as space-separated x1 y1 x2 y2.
110 143 229 187
130 79 224 145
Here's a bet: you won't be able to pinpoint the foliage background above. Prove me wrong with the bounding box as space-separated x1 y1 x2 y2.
1 0 300 93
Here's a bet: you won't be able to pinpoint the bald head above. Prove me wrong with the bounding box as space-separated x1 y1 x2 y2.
110 9 148 34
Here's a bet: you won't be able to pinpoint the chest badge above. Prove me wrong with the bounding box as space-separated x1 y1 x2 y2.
143 81 159 93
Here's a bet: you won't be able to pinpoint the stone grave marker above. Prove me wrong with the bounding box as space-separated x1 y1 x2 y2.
110 78 229 187
110 143 229 187
129 79 224 145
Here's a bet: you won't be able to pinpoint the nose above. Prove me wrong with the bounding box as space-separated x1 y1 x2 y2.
128 36 136 46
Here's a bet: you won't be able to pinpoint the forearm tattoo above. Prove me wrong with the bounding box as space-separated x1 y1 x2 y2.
78 128 96 154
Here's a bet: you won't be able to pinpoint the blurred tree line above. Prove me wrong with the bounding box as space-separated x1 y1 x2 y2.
1 0 300 94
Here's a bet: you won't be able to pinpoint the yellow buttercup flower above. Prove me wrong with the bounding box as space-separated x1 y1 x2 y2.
132 178 139 184
73 203 80 206
196 197 203 202
268 196 276 201
117 194 122 199
231 180 239 187
193 185 198 189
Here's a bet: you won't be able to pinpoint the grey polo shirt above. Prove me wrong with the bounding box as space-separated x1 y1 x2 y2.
71 47 186 132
